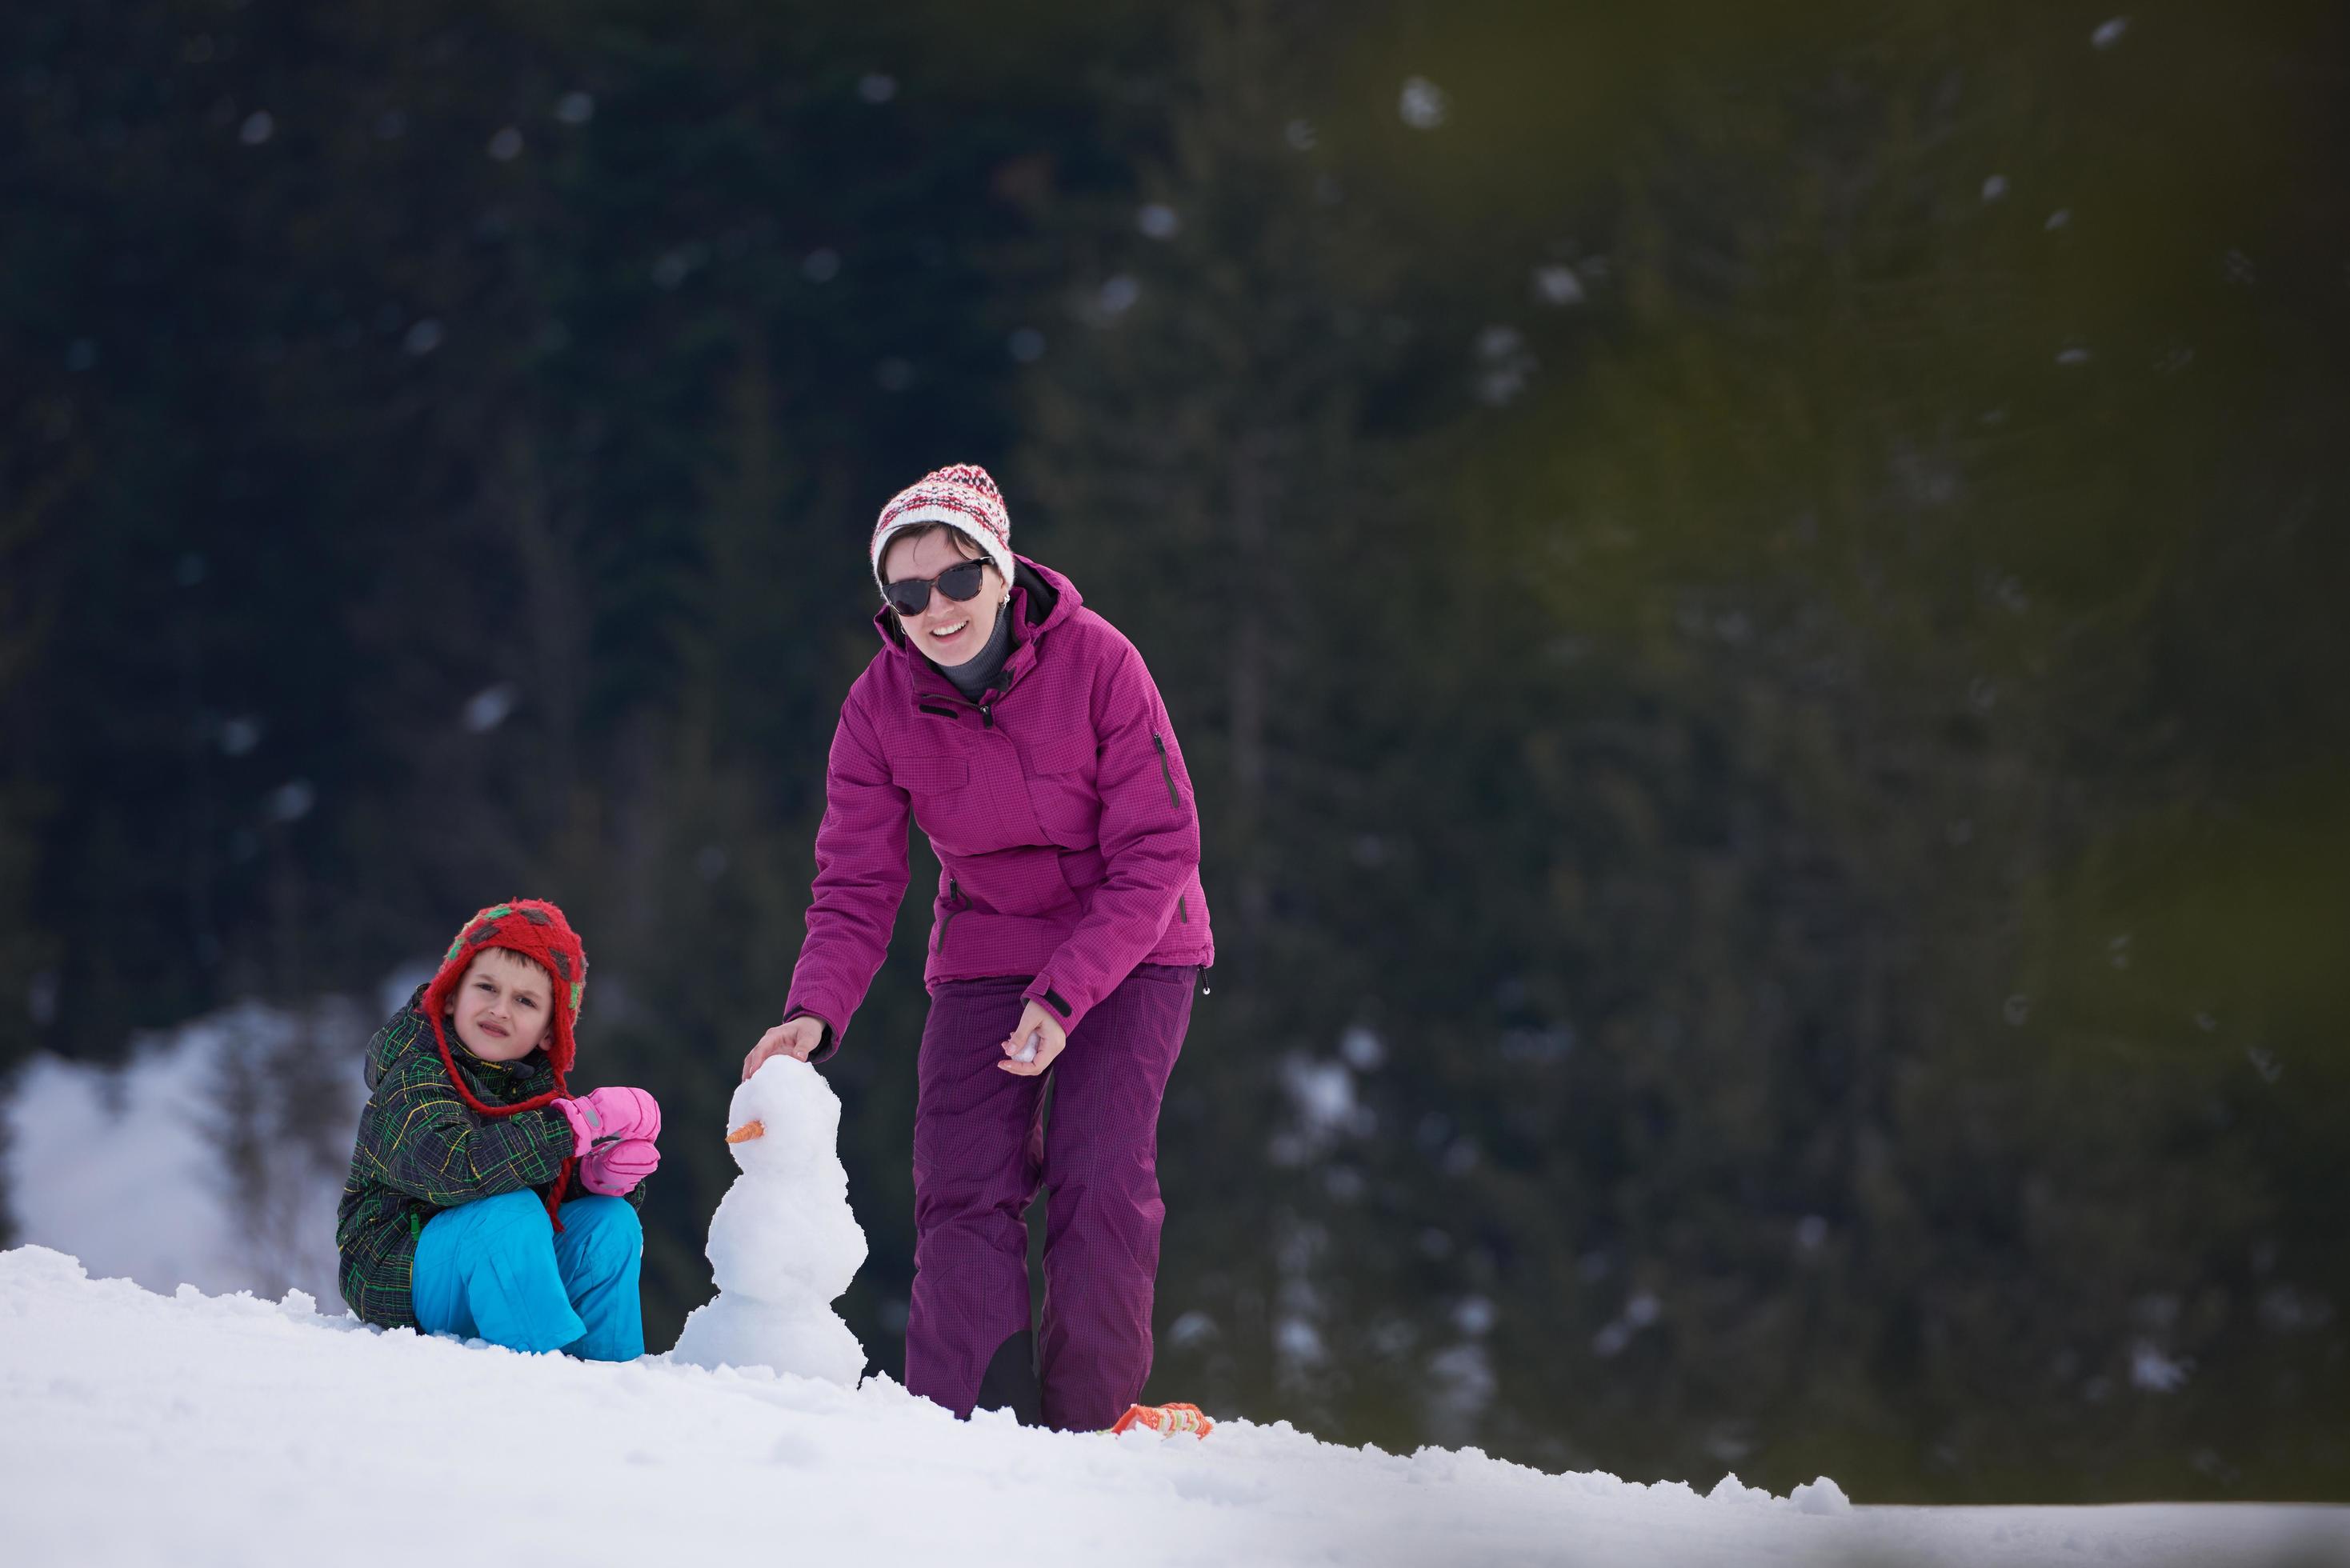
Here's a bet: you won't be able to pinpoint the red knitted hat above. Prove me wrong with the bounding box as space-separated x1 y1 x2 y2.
871 462 1015 591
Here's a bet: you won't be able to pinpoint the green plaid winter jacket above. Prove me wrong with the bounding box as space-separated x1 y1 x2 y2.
334 990 642 1329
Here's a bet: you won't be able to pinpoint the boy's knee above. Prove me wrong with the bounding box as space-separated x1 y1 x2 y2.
422 1190 554 1271
470 1189 555 1238
565 1196 642 1257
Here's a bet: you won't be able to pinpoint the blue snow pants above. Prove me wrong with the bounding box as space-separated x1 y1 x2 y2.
411 1190 644 1361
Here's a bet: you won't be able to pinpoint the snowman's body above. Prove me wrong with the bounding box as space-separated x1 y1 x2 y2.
670 1057 867 1385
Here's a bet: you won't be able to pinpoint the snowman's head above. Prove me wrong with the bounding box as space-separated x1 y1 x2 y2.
723 1055 843 1176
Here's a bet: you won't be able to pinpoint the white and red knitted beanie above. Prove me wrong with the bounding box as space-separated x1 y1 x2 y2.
871 463 1015 593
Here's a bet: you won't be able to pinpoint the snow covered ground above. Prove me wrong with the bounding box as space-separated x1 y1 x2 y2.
3 1248 2342 1568
6 1004 2344 1564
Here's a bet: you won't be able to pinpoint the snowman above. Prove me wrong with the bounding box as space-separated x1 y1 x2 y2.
669 1055 868 1386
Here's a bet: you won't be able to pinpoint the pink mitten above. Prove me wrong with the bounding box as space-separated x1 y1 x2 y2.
554 1086 662 1157
579 1137 659 1196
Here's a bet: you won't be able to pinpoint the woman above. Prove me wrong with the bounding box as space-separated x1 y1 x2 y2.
741 462 1213 1431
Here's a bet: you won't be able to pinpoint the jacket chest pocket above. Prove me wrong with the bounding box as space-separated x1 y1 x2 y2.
891 752 971 834
1021 729 1099 846
901 748 1027 855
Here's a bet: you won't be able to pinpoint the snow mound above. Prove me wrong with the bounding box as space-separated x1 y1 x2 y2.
6 1246 2345 1568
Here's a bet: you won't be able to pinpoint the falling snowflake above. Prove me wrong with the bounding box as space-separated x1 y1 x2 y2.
1275 1316 1327 1366
1399 77 1449 130
1532 264 1585 306
2129 1340 2190 1392
265 779 315 824
1167 1310 1218 1348
1474 325 1535 406
462 684 517 733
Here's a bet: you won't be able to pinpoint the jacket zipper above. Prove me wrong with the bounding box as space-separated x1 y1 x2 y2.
935 879 964 954
979 669 1015 729
914 668 1015 727
1154 734 1182 809
1178 893 1187 923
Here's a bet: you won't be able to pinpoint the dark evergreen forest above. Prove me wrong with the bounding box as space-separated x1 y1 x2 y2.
5 0 2345 1503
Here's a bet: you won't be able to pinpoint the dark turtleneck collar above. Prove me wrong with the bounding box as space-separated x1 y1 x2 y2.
931 595 1015 700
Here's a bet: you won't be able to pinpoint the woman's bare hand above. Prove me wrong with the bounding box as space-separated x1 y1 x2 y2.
997 1001 1068 1077
743 1014 827 1081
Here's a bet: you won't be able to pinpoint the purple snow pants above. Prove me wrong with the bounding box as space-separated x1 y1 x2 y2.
904 963 1195 1432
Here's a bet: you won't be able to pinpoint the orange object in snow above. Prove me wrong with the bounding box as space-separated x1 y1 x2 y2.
1109 1402 1213 1438
724 1119 766 1144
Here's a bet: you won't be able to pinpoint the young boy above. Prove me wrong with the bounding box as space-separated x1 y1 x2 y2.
335 899 661 1359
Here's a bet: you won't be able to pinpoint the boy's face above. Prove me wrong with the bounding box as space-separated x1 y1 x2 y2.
447 948 554 1063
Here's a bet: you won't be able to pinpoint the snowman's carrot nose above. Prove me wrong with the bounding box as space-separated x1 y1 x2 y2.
725 1119 767 1144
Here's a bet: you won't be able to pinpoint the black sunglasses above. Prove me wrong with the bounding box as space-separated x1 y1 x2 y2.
882 558 989 616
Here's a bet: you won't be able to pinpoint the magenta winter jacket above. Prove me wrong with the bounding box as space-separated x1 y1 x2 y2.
784 558 1213 1054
